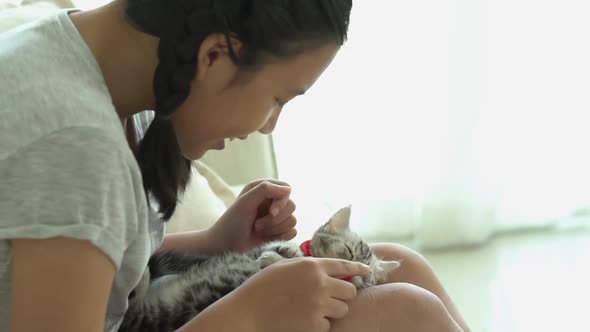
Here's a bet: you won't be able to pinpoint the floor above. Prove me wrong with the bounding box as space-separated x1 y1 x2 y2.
423 226 590 332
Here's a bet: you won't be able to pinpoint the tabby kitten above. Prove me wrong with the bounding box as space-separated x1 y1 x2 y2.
119 206 400 332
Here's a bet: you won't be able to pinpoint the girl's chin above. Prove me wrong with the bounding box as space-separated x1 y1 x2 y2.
180 140 226 160
181 147 207 161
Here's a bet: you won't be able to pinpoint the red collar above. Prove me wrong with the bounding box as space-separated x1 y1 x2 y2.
300 240 313 257
300 240 352 282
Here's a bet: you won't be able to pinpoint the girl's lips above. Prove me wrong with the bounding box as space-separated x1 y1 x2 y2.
213 139 225 150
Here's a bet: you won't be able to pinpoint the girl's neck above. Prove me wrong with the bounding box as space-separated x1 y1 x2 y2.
69 0 159 121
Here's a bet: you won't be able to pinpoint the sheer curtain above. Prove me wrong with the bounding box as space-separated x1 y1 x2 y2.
273 0 590 249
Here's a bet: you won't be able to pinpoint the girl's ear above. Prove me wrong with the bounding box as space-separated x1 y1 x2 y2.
195 33 242 81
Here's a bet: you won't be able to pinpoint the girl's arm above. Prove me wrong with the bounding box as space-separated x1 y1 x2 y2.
159 229 226 255
10 237 257 332
159 180 295 256
10 237 115 332
175 288 257 332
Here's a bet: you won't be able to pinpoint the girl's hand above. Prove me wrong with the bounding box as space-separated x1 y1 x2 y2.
231 257 372 332
209 179 297 252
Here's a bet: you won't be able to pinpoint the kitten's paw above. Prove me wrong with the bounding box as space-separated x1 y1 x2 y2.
257 251 284 269
262 241 303 259
275 243 303 259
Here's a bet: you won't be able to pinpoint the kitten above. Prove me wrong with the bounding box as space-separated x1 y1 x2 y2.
119 205 400 332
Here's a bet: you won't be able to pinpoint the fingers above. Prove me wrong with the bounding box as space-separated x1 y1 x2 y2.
255 199 296 230
255 199 273 219
317 258 372 279
241 181 291 205
267 215 298 235
274 199 296 221
278 228 297 241
325 275 358 302
269 196 290 216
262 226 297 242
317 318 331 332
259 179 290 188
324 298 350 320
256 214 297 234
240 179 291 196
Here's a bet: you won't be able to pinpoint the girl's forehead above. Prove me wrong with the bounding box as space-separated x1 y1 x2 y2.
258 45 340 87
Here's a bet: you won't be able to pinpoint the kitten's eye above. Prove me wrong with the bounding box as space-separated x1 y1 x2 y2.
344 246 353 260
361 243 372 260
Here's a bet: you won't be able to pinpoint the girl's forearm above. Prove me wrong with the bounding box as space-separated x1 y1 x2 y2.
158 229 226 255
175 290 257 332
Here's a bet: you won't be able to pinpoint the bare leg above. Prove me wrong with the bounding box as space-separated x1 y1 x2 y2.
330 283 463 332
370 243 471 332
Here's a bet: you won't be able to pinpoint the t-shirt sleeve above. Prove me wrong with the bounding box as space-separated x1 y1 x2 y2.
0 127 144 268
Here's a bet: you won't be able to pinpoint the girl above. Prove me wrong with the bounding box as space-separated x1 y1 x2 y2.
0 0 470 331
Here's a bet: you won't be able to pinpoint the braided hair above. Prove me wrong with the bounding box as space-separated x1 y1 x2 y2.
125 0 353 221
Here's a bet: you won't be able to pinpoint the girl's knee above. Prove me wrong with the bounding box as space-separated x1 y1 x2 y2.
371 243 433 278
372 243 427 264
375 283 462 332
378 282 440 312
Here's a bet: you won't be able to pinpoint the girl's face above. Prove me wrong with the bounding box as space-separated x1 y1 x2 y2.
171 35 339 160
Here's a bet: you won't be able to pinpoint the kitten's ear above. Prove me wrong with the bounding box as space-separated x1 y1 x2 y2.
325 205 352 233
375 260 401 282
380 260 401 272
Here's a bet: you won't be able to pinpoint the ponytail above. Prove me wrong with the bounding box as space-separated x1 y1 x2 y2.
136 116 191 221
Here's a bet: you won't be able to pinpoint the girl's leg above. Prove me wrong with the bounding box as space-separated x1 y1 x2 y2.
370 243 471 332
330 283 463 332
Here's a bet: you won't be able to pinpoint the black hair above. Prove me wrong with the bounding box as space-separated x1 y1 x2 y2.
126 0 353 220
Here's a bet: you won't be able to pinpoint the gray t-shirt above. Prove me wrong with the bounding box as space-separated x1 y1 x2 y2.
0 9 164 332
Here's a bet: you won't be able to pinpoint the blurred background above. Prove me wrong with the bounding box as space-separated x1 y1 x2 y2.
3 1 589 331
